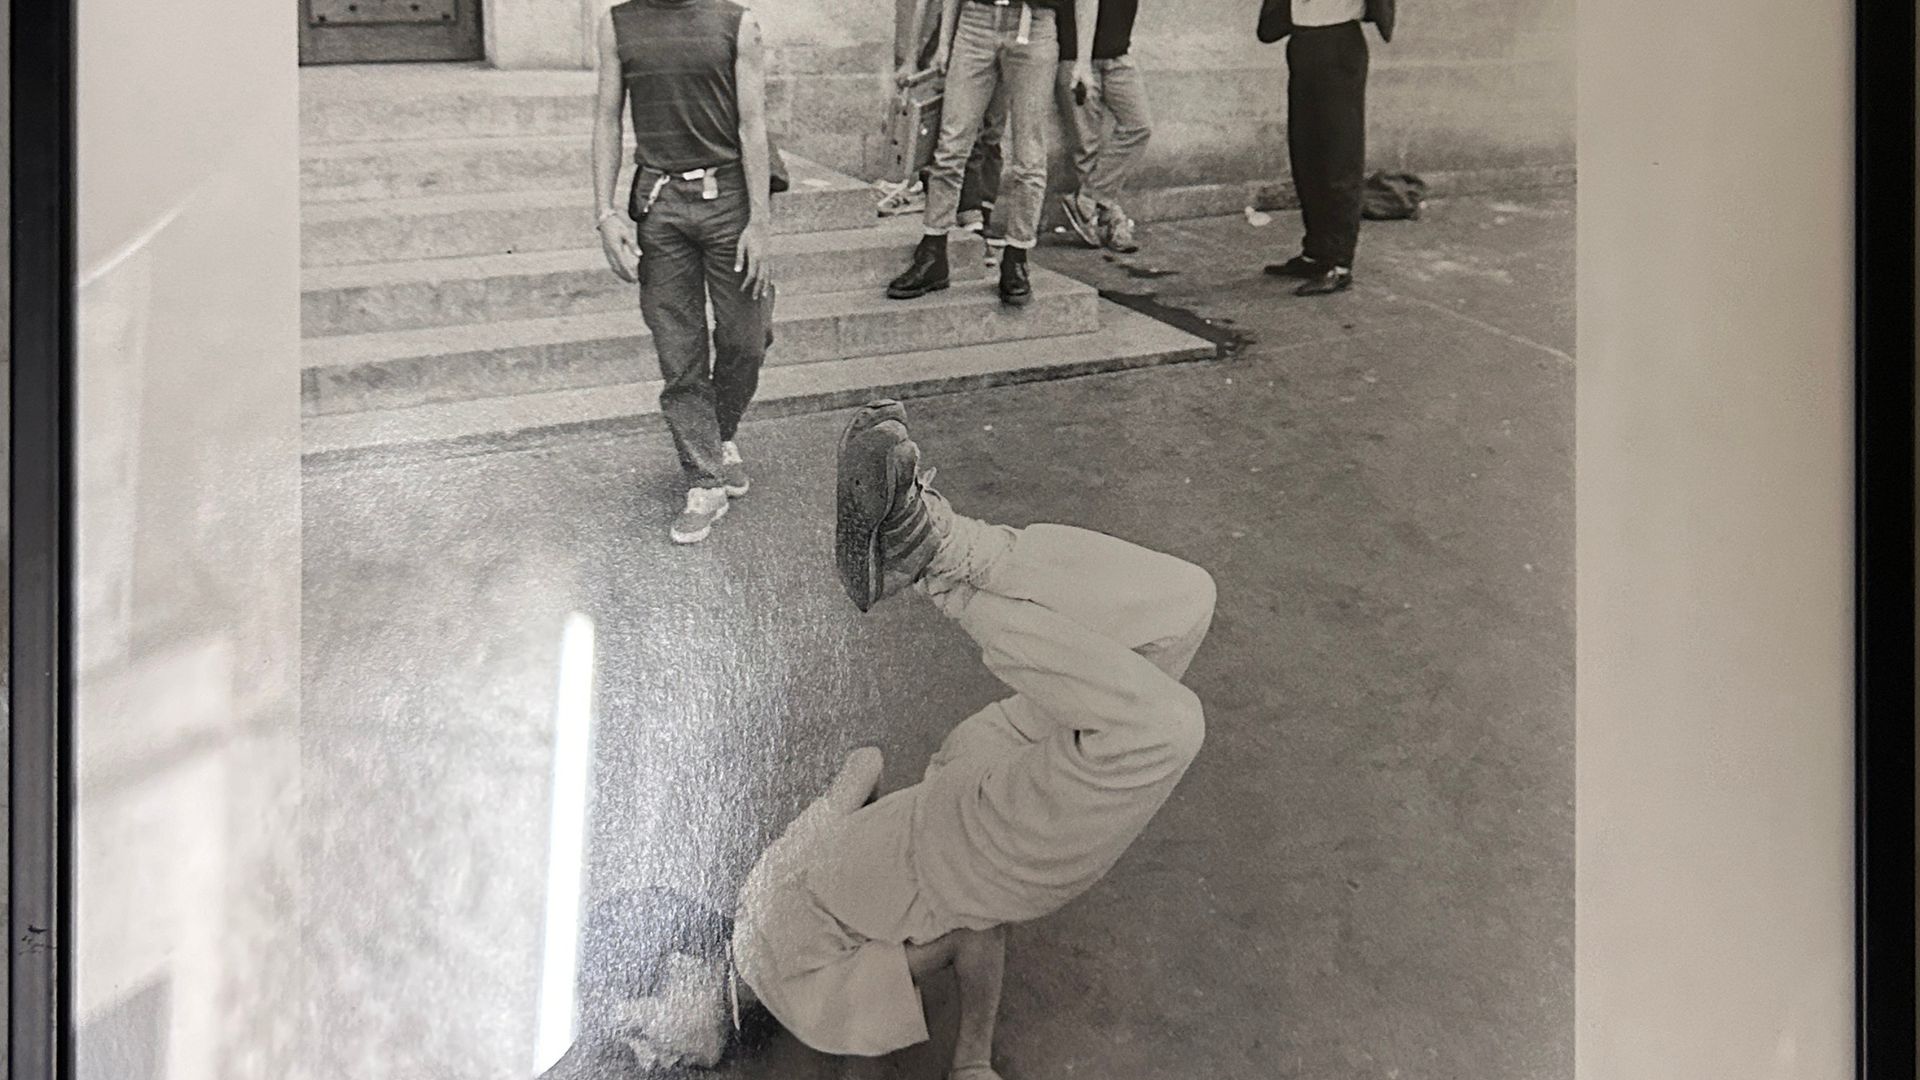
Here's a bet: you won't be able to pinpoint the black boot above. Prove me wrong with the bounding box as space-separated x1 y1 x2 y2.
887 234 951 300
998 245 1032 307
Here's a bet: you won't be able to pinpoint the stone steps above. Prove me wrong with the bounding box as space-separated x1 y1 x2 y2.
303 221 983 337
303 160 878 267
298 64 1214 454
303 133 592 204
302 299 1217 460
302 133 878 207
302 67 601 145
303 266 1099 417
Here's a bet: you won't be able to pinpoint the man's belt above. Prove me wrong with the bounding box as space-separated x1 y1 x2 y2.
965 0 1042 43
636 161 741 203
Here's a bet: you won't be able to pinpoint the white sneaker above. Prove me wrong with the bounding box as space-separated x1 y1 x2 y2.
720 440 750 497
671 486 730 544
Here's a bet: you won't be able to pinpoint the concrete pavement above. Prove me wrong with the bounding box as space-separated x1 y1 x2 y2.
301 188 1573 1080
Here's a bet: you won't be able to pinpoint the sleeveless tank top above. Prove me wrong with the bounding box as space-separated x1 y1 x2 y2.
611 0 746 172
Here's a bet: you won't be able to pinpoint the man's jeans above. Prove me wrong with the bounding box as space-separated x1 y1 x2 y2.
1056 54 1152 215
959 79 1008 221
918 22 1006 219
924 2 1056 249
636 169 775 489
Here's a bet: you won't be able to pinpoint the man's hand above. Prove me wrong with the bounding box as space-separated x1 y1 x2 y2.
597 217 639 283
894 60 918 89
932 43 951 75
735 218 773 300
1068 59 1093 101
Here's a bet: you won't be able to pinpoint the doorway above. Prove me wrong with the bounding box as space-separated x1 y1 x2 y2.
298 0 484 64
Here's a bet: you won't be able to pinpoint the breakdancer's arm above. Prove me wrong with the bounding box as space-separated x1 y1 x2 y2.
822 746 885 814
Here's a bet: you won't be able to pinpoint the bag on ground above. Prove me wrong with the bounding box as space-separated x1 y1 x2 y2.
1362 171 1427 220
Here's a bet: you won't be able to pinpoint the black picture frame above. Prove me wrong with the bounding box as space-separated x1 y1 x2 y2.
1852 1 1917 1076
9 0 75 1076
3 2 1915 1078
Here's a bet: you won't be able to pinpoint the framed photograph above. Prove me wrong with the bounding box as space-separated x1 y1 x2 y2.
7 0 1911 1077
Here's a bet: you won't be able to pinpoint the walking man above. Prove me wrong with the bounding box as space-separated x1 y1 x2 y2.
1056 0 1150 255
1260 0 1395 296
592 0 776 544
889 0 1100 307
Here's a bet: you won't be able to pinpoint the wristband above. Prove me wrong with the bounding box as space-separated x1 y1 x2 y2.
596 207 621 227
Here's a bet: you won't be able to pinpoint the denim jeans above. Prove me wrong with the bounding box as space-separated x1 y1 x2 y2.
636 167 776 488
1056 54 1152 215
924 2 1057 249
918 23 1007 217
959 78 1008 219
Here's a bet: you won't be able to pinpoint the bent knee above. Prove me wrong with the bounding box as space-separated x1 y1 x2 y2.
1172 561 1217 630
1160 685 1207 765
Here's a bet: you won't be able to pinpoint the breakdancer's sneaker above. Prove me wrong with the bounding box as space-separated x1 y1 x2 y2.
836 403 944 612
835 399 908 458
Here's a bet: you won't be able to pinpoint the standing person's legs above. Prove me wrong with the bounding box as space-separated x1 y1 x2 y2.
923 5 1002 238
959 79 1009 231
638 197 728 495
892 3 1002 299
1285 22 1367 281
993 8 1057 253
1084 56 1152 221
1055 58 1107 247
699 182 775 489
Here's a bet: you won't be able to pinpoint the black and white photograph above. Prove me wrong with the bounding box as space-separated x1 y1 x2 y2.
22 0 1893 1077
294 2 1575 1076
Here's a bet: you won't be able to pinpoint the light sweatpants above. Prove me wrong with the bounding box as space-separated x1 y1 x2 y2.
904 522 1216 931
734 521 1215 1056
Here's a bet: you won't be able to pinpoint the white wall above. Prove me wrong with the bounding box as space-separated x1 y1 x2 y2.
1575 0 1856 1076
73 0 303 1075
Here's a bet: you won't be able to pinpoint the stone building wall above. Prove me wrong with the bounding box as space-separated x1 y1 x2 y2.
487 0 1574 213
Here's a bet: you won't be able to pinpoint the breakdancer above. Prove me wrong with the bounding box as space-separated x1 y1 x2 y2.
543 400 1215 1079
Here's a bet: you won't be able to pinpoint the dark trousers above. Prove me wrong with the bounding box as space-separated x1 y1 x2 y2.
1286 21 1369 268
636 174 775 488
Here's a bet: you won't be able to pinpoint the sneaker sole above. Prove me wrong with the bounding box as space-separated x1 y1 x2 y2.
1060 196 1103 248
836 423 914 611
671 500 729 544
836 400 908 461
886 279 950 300
724 481 750 498
1000 289 1033 307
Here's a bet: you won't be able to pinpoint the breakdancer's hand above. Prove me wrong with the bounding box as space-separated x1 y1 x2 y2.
597 216 639 283
736 219 774 300
894 60 918 88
